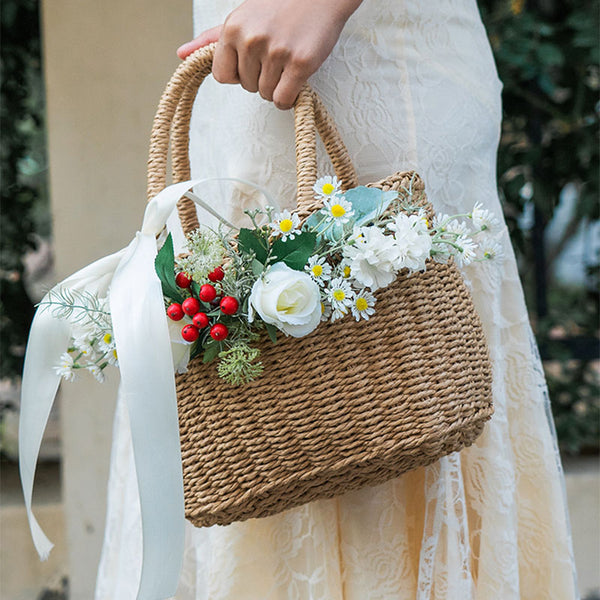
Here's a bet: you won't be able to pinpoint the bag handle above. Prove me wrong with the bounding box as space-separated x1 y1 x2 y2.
146 43 358 234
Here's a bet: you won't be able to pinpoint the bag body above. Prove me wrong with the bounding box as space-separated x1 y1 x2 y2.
147 44 493 528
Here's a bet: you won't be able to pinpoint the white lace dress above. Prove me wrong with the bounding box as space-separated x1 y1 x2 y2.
95 0 579 598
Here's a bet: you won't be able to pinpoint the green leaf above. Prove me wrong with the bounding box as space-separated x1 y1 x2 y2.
155 233 184 303
264 323 279 344
251 258 265 277
202 342 221 363
344 187 397 226
271 231 317 270
238 228 268 263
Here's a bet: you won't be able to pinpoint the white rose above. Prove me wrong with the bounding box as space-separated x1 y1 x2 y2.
249 262 322 338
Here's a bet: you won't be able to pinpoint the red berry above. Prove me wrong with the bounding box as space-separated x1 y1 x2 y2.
192 312 209 328
181 324 199 342
199 284 217 302
210 323 228 341
220 296 239 315
182 297 201 316
175 272 192 288
167 303 184 321
207 266 225 282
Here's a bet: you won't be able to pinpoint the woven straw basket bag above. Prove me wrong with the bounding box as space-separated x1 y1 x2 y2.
148 44 494 529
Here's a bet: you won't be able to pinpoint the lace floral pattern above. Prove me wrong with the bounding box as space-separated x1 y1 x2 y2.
95 0 578 597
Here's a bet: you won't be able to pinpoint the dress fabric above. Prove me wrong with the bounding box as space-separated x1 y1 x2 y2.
95 0 579 598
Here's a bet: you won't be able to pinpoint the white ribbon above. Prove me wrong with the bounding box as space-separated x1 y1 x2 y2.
19 177 275 600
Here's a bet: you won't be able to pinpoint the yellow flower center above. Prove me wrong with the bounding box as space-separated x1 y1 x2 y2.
322 183 335 195
311 264 323 277
355 297 368 311
333 289 345 301
279 218 293 232
112 349 118 360
331 204 346 218
103 333 113 345
343 265 351 278
320 302 326 314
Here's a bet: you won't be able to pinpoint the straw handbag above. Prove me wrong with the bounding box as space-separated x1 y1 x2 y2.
148 44 494 529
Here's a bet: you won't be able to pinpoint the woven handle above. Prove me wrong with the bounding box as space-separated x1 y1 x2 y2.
146 43 358 234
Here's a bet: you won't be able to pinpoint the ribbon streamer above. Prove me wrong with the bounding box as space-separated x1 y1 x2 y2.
19 177 275 599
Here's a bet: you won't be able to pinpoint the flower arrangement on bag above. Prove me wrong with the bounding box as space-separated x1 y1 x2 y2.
40 175 503 386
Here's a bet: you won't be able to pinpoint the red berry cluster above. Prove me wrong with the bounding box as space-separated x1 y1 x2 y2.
167 267 239 344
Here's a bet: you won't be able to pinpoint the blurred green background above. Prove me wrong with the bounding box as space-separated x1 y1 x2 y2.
1 0 599 455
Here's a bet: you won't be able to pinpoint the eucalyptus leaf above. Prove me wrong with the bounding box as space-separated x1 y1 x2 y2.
344 187 397 227
154 233 184 303
251 258 265 277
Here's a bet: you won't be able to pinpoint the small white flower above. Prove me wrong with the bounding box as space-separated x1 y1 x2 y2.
321 196 354 224
269 209 302 240
432 213 469 236
351 289 376 321
313 175 342 200
480 240 505 262
320 300 332 322
388 212 433 273
107 348 119 367
88 364 106 383
471 202 500 233
73 335 94 357
454 235 477 266
305 255 332 286
98 331 115 353
55 352 76 382
326 278 355 321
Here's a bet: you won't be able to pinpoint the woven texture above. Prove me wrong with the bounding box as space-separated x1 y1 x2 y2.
147 45 494 528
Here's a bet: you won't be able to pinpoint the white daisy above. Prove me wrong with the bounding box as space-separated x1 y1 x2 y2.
432 213 469 236
98 331 115 353
326 278 355 321
480 240 505 262
351 289 376 321
454 235 477 266
107 347 119 367
269 209 302 240
55 352 77 382
320 300 332 322
313 175 342 200
471 202 500 233
88 364 106 383
305 255 332 286
321 196 354 225
73 334 94 357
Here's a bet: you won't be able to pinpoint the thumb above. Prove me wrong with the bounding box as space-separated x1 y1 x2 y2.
177 25 223 59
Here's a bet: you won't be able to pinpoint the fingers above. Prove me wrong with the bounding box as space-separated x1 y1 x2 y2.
177 25 223 59
272 59 313 110
212 42 240 84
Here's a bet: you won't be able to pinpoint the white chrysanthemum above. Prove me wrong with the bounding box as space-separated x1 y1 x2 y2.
55 352 76 382
481 240 505 262
313 175 342 200
342 226 399 291
305 255 332 286
321 196 354 224
326 278 355 321
351 289 376 321
454 235 477 266
88 364 106 383
269 209 301 241
471 202 500 233
388 212 433 273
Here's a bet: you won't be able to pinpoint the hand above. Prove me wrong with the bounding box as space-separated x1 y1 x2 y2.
177 0 363 110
